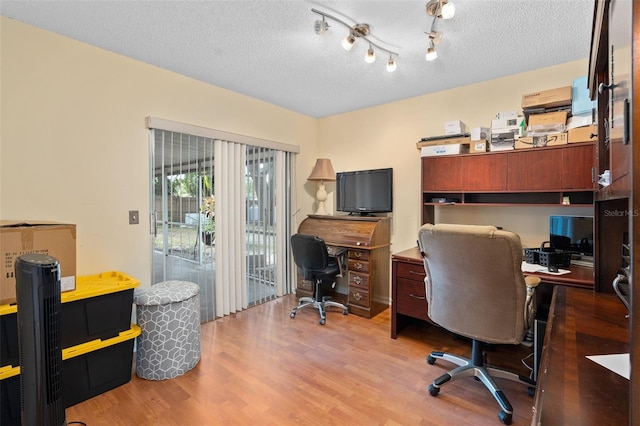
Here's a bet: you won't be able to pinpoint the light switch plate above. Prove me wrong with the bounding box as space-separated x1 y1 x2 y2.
129 210 139 225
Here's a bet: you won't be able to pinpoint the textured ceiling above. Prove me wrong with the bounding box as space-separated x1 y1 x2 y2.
1 0 595 118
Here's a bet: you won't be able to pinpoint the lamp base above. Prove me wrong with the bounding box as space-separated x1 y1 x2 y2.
314 182 331 215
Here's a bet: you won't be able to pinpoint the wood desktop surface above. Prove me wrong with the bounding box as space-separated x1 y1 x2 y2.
532 286 629 425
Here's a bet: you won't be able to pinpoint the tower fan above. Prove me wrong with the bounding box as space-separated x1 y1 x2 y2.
15 253 66 426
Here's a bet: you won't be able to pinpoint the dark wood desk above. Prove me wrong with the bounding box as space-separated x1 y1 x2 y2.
391 247 595 338
532 286 629 425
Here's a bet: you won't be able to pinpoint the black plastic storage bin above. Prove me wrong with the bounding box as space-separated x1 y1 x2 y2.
60 271 139 348
0 271 139 369
0 324 140 420
62 325 140 407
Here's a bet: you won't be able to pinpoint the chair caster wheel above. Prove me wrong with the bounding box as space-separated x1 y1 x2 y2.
319 318 326 325
498 411 512 425
428 384 439 396
527 386 535 397
426 355 436 365
290 312 295 318
342 309 348 315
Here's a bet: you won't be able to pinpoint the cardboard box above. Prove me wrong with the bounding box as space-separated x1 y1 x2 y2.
417 136 471 149
470 140 489 153
528 111 568 127
521 86 572 109
421 144 469 157
517 132 568 148
568 124 597 143
471 127 490 141
444 120 467 135
0 221 76 304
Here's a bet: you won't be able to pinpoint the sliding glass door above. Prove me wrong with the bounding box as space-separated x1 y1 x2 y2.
149 123 296 322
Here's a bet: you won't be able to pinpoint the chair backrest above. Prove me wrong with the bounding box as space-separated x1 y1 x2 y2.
417 223 527 345
291 233 331 273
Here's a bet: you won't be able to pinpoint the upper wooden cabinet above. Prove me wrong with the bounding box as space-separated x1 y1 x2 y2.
507 149 563 191
420 143 595 224
460 153 508 191
422 156 462 191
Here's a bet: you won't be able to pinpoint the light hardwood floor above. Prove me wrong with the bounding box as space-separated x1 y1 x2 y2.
66 295 536 425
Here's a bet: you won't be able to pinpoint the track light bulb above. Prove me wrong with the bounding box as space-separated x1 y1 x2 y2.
426 46 438 61
365 46 376 63
342 34 356 51
386 56 397 72
441 1 455 19
314 19 329 34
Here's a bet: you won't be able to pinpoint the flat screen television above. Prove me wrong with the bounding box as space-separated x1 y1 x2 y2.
336 168 393 215
549 215 593 256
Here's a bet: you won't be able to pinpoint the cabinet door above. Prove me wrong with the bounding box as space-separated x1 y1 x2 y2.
508 149 563 191
562 144 596 189
422 156 461 191
607 0 632 188
460 153 508 191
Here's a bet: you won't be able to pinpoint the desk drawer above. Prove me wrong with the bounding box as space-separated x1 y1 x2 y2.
396 278 429 320
349 271 369 289
348 259 370 274
349 249 369 261
349 287 370 308
396 262 426 281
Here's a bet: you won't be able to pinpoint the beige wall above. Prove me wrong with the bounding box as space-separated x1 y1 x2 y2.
317 60 592 252
1 17 592 290
0 18 318 287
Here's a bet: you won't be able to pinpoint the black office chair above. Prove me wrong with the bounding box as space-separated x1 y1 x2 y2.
290 233 349 325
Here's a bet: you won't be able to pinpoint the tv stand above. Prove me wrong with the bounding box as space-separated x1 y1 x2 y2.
297 215 391 319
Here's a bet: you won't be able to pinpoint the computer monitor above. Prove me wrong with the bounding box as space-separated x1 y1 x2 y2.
549 215 593 256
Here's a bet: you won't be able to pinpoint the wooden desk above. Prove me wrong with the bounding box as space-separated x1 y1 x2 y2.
297 215 391 319
391 248 595 338
532 286 629 425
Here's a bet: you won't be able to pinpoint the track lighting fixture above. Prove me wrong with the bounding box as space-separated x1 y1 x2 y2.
386 56 397 72
424 0 455 61
314 16 329 34
426 42 438 61
426 0 455 19
311 8 400 73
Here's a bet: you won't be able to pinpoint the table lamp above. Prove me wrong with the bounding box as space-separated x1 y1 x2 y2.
307 158 336 215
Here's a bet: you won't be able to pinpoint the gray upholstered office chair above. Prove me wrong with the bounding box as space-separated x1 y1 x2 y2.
417 223 540 425
290 233 349 325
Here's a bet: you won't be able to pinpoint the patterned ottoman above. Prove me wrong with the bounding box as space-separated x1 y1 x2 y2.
133 281 201 380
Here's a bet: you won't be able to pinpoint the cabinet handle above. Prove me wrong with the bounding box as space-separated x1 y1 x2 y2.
623 98 630 145
353 292 363 301
354 262 363 270
409 293 426 300
598 82 616 94
353 251 362 258
353 276 363 285
409 270 425 276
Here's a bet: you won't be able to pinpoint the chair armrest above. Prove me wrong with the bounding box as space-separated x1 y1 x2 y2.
523 275 541 329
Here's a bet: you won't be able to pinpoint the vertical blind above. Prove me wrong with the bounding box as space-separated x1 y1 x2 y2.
148 117 298 320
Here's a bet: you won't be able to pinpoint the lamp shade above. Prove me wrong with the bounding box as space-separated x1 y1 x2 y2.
308 158 336 181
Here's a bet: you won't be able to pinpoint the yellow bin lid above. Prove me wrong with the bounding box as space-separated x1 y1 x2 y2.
1 271 139 314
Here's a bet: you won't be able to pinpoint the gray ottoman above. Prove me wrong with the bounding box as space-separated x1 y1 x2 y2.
133 280 201 380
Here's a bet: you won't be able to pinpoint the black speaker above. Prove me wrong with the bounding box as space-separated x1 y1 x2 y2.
15 253 66 426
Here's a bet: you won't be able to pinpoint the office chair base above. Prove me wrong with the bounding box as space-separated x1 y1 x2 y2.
426 346 535 426
290 296 348 325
